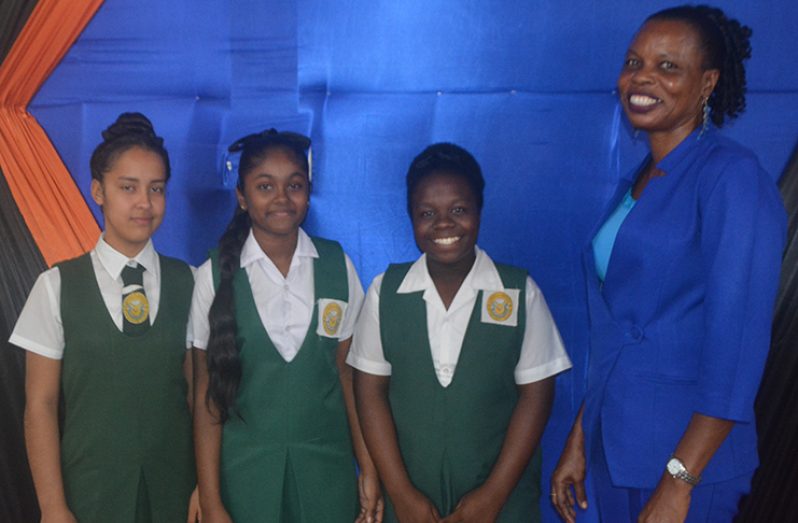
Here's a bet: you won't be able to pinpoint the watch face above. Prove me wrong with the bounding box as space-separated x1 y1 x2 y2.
667 458 685 475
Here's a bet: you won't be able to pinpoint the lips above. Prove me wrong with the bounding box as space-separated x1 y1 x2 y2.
432 236 461 245
627 93 661 114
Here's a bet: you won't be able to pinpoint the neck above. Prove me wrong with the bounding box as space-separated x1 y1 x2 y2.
647 120 701 164
426 250 477 310
103 235 146 259
252 228 299 277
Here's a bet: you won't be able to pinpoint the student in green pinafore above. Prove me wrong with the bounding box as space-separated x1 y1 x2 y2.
349 143 573 522
11 113 198 522
191 129 382 523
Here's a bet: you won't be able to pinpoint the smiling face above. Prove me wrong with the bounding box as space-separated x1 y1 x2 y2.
410 170 480 273
236 146 309 244
91 146 166 258
617 19 719 144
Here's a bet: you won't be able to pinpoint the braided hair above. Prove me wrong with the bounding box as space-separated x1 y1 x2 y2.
647 5 752 127
206 129 311 423
90 112 170 181
406 143 485 217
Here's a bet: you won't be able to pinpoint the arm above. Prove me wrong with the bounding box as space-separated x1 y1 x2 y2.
442 378 555 523
184 350 200 523
24 352 77 523
337 338 384 523
638 415 733 523
551 405 588 523
192 349 232 523
354 370 441 523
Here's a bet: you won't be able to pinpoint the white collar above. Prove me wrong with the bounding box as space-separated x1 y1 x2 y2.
397 246 505 295
95 235 159 280
239 227 318 269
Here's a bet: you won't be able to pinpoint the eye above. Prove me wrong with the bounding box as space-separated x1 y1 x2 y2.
659 60 677 70
121 184 135 192
419 209 434 219
288 181 305 191
623 57 641 69
151 185 165 194
256 183 273 191
450 207 467 215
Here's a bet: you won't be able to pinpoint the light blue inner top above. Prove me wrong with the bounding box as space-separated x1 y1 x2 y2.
592 188 637 281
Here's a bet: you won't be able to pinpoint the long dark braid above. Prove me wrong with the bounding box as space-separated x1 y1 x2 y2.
206 209 251 422
648 5 752 128
205 129 311 423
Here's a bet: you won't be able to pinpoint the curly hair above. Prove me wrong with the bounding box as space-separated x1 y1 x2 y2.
206 129 311 423
90 112 170 181
647 5 752 127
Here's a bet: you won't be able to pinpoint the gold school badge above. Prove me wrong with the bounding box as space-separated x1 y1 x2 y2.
317 298 348 338
481 288 519 327
123 291 149 325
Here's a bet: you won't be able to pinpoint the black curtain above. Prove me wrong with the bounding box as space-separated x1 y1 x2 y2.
0 168 46 522
737 142 798 521
0 0 37 62
1 2 44 522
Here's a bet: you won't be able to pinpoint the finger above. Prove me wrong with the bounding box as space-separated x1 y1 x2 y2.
574 479 588 510
552 484 575 523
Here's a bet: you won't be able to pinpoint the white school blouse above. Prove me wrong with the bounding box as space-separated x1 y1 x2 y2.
347 247 571 387
190 228 364 362
9 237 192 360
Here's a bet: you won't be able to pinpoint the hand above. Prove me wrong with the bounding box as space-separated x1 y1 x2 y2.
440 486 502 523
637 473 692 523
187 486 201 522
392 487 441 523
551 429 588 523
199 504 233 523
40 506 77 523
355 469 384 523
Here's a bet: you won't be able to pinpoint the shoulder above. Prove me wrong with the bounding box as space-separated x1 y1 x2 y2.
157 253 194 284
309 235 343 255
54 251 92 274
696 135 768 191
696 135 784 216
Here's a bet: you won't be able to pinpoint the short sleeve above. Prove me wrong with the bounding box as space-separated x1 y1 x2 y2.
9 267 65 360
513 276 572 384
338 253 365 341
346 274 392 376
188 259 215 350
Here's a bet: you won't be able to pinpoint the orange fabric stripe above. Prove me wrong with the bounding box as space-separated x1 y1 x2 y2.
0 0 104 266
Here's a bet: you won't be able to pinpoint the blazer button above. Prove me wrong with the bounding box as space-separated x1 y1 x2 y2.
627 325 644 342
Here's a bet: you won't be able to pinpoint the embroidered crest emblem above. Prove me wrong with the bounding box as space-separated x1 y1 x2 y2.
322 301 343 336
123 291 149 325
486 291 513 322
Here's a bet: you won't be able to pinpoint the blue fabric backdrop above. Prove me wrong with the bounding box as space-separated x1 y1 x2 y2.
28 1 798 520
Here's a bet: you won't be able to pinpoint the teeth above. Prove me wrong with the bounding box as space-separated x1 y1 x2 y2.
630 94 659 106
433 237 460 245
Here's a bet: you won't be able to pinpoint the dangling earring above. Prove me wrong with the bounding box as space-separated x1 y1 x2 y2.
698 97 710 139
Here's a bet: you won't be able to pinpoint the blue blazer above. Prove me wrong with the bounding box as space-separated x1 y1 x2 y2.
582 128 786 488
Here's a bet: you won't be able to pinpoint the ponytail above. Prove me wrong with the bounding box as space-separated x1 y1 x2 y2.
206 208 251 422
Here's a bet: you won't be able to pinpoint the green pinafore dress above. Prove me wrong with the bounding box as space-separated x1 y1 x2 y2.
211 237 358 523
59 253 195 523
379 262 542 522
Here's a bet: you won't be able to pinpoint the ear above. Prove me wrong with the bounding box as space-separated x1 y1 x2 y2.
91 179 105 206
701 69 720 99
235 186 247 211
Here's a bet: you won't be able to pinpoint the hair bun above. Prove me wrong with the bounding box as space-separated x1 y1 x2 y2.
101 112 159 143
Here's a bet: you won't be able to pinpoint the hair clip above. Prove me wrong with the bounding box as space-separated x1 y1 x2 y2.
222 128 313 186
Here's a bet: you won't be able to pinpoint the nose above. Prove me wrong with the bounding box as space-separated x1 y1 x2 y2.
629 65 654 85
433 212 455 229
136 188 153 208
